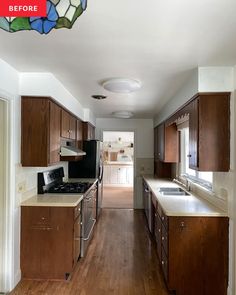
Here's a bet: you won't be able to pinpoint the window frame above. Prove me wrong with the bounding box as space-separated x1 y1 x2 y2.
177 125 213 191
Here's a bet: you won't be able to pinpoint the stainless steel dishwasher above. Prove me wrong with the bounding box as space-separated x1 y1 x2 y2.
143 180 154 234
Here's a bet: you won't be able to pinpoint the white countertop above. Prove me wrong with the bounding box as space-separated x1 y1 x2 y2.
104 161 133 166
143 175 227 217
21 194 84 207
21 178 98 207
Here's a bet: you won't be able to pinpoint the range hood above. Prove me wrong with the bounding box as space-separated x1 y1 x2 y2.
60 146 86 157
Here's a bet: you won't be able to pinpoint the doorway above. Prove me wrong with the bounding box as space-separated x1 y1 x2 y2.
102 131 134 209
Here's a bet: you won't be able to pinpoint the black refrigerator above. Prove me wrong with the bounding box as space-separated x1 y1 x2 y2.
68 140 103 218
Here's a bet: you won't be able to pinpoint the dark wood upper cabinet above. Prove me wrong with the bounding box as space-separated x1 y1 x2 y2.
154 123 179 163
21 96 61 167
188 93 230 171
76 119 83 149
61 109 76 140
83 122 95 140
21 96 89 167
49 101 61 165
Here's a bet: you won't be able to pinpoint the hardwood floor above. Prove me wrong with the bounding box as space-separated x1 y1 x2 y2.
102 187 133 209
10 209 169 295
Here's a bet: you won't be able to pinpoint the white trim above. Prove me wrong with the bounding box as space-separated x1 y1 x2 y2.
0 91 16 292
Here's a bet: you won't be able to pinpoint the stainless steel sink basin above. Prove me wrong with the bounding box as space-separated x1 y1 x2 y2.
159 187 190 196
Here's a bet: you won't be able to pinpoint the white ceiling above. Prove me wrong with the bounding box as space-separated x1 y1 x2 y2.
1 0 236 118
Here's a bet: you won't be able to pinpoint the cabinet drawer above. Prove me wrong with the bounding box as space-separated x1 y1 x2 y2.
74 203 81 220
157 205 168 230
161 223 168 257
155 214 162 261
161 247 168 282
25 207 51 228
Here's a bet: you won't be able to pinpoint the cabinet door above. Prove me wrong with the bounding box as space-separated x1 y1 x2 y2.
154 127 158 160
157 123 164 161
110 166 118 184
21 97 49 167
168 217 204 293
83 122 95 140
61 109 71 139
189 98 199 169
49 101 61 165
69 116 76 140
164 123 179 162
198 94 230 171
21 207 75 280
117 167 127 184
76 119 83 149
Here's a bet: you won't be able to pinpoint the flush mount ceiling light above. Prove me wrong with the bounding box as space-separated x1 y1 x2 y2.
112 111 134 119
91 95 107 100
103 78 141 93
0 0 87 34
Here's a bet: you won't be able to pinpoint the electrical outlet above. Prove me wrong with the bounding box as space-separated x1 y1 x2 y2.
17 181 26 193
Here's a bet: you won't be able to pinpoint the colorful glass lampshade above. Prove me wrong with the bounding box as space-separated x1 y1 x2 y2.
0 0 87 34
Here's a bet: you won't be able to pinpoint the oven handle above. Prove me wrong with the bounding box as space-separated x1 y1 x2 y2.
83 218 96 241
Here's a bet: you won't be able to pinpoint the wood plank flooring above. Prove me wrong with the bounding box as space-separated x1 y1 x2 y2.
102 187 133 209
10 209 169 295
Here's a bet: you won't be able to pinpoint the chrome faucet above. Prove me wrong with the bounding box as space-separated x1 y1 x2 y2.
186 180 191 192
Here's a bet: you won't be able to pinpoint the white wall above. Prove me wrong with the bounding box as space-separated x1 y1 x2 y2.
19 73 85 121
198 67 234 92
0 59 19 96
96 118 154 208
154 68 198 126
0 59 96 292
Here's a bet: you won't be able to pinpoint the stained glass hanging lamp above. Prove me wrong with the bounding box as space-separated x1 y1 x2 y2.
0 0 87 34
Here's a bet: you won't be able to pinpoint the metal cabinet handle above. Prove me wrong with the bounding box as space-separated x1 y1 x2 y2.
83 219 96 241
180 221 186 229
162 236 165 241
158 229 161 233
187 154 192 158
145 188 150 193
162 261 165 265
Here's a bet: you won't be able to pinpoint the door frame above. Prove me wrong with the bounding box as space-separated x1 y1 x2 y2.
0 93 15 293
101 129 136 208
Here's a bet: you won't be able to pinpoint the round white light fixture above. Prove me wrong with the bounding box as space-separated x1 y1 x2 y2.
112 111 134 119
103 78 141 93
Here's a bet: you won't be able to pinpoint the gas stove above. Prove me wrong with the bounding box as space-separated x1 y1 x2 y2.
37 167 92 194
47 182 92 194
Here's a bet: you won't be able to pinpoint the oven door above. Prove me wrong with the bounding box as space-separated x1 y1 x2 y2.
81 186 97 257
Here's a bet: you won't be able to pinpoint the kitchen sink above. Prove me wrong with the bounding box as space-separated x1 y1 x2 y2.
159 187 190 196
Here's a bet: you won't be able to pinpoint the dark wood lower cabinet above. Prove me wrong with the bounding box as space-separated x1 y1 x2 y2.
153 204 229 295
21 204 81 280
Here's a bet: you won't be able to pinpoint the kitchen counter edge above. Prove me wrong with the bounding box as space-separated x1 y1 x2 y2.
21 178 98 207
142 174 228 217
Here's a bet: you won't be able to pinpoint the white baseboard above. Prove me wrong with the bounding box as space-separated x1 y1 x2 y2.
227 286 233 295
12 269 21 291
